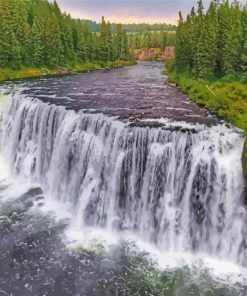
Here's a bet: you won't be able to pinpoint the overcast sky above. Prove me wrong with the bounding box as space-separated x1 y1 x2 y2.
55 0 216 25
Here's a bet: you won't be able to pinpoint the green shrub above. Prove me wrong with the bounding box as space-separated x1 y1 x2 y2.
240 74 247 84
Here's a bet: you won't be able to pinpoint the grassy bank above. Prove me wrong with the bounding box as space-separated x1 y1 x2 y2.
166 64 247 175
0 60 135 82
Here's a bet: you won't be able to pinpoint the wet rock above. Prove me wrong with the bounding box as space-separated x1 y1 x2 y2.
128 112 146 122
19 187 43 201
129 121 164 128
161 126 199 134
56 67 72 74
9 211 25 223
37 202 45 207
35 196 44 202
166 82 176 87
0 216 12 236
24 187 43 197
11 242 29 263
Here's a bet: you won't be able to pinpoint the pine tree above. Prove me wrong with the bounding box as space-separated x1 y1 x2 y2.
60 16 76 63
0 0 21 68
14 0 29 65
43 17 63 67
22 22 32 66
8 32 22 69
115 24 123 59
184 13 194 71
196 2 218 77
194 0 206 76
175 12 189 71
120 29 130 60
78 34 87 62
98 16 108 61
187 7 197 71
223 2 242 74
30 18 44 66
241 7 247 71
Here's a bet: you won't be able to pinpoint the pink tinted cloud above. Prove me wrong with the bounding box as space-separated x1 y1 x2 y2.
56 0 204 25
104 8 178 24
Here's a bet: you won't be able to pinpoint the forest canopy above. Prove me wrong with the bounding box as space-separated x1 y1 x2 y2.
128 31 176 49
175 0 247 78
0 0 131 69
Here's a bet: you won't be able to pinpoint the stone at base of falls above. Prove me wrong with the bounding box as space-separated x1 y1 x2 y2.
128 120 198 133
18 187 44 209
20 187 43 199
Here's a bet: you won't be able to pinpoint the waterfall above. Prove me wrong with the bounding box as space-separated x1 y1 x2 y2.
0 93 246 267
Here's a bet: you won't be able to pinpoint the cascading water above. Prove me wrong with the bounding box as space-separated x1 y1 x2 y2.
0 92 246 270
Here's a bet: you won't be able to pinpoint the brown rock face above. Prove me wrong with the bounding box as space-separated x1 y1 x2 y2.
134 47 175 60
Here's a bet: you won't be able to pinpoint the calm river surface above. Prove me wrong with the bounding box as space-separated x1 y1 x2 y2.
3 61 217 124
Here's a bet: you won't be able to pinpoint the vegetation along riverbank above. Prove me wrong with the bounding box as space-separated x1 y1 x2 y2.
167 0 247 179
0 60 135 82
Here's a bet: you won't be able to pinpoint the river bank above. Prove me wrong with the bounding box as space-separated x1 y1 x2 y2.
166 66 247 178
0 60 135 82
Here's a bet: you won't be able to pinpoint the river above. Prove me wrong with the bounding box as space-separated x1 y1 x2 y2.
0 62 246 295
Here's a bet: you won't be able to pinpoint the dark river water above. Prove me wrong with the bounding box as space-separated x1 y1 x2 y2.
0 62 246 296
3 61 217 125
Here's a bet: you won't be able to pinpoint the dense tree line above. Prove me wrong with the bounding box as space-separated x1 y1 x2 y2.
175 0 247 78
114 23 176 33
85 21 177 33
128 31 176 49
0 0 130 69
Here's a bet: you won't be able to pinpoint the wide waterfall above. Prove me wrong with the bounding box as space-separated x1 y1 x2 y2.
0 92 246 269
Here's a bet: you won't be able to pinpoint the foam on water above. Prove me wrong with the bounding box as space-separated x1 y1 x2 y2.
0 93 246 285
64 224 247 284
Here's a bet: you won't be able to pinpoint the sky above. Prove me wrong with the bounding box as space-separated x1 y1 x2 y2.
55 0 214 25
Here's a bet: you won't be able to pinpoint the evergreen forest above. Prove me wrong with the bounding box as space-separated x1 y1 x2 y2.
0 0 130 70
86 21 176 33
128 31 175 49
175 0 247 78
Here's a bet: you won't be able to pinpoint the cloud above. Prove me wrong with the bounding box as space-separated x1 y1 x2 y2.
55 0 215 24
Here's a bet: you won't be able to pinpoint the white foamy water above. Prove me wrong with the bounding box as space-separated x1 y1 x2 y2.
0 93 246 283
